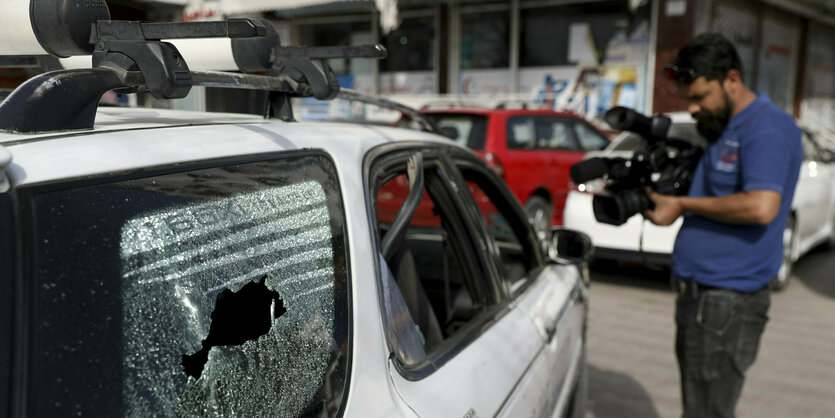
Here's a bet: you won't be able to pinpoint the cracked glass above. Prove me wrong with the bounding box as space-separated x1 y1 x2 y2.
29 154 350 417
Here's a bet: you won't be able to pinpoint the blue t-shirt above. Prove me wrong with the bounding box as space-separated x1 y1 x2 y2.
672 93 802 292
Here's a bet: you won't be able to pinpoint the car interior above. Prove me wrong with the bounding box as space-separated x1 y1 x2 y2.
377 169 483 354
374 154 539 361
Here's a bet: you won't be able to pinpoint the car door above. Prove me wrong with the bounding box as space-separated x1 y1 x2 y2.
453 157 587 417
369 146 552 417
534 115 584 225
503 115 551 203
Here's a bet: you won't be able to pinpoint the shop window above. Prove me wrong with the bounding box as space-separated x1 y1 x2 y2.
381 16 435 72
298 21 373 75
461 11 509 69
519 2 629 67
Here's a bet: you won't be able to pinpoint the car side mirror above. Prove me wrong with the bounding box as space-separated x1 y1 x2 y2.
547 227 593 265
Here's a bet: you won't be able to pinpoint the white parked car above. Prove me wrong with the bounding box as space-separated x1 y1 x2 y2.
0 7 592 417
564 112 835 290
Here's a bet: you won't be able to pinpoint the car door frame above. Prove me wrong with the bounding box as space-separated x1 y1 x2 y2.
445 150 546 296
365 143 509 372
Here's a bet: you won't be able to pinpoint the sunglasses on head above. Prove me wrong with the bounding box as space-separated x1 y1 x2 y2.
664 64 698 81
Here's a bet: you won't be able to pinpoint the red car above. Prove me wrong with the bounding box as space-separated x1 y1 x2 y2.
419 107 611 240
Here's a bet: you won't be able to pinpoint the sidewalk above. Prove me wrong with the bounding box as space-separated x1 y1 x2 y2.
585 250 835 418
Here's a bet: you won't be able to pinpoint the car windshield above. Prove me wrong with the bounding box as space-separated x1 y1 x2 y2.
27 155 349 417
427 113 489 150
610 122 702 151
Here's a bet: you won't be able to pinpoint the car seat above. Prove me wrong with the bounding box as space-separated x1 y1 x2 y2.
388 245 444 352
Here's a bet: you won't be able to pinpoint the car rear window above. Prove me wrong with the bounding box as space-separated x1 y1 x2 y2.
26 154 349 417
428 113 489 150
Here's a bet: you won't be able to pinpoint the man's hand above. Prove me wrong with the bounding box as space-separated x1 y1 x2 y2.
643 188 683 226
643 188 781 226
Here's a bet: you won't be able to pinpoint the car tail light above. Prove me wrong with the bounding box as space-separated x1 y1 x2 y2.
484 153 505 178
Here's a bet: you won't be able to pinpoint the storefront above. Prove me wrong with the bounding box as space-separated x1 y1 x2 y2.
85 0 833 132
254 0 654 122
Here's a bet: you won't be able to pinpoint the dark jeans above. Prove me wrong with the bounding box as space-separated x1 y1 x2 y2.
674 279 770 418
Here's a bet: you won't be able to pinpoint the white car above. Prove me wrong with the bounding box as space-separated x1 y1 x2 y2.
0 8 592 417
564 112 835 290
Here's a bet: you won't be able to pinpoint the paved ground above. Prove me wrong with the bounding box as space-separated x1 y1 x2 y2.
584 246 835 418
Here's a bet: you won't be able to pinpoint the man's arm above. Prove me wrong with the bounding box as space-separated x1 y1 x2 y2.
644 189 781 226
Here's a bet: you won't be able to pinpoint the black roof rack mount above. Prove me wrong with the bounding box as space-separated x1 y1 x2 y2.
0 2 392 134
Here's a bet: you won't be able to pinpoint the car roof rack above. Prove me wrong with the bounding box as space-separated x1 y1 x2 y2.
337 89 439 133
0 1 439 135
419 100 490 111
495 99 533 109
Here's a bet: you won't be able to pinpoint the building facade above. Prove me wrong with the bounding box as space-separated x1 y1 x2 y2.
1 0 831 136
221 0 833 134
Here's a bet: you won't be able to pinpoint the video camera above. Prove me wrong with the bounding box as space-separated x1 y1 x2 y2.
570 106 703 226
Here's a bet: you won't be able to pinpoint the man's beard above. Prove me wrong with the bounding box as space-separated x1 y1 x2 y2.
694 93 732 143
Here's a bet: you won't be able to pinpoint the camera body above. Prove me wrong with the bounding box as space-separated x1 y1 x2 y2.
570 106 703 226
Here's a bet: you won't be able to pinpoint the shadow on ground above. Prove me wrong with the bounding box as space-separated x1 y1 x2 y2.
588 261 673 293
792 245 835 299
588 364 661 418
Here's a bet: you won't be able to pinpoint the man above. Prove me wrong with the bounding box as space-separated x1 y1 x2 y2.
644 33 802 417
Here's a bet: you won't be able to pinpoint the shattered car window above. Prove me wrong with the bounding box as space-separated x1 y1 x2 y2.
28 155 350 417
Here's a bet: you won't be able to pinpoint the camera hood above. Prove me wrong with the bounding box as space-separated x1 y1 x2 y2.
605 106 671 143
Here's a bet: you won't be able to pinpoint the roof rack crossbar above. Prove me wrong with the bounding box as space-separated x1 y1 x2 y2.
92 19 267 42
90 18 268 100
0 11 391 133
191 71 302 94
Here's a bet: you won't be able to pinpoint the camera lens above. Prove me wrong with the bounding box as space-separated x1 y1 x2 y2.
592 190 651 226
620 190 651 217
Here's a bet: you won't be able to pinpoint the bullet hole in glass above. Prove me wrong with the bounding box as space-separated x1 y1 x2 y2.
181 276 285 379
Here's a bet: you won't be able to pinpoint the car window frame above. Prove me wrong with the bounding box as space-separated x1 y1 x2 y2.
365 143 510 380
445 151 546 298
15 150 354 417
